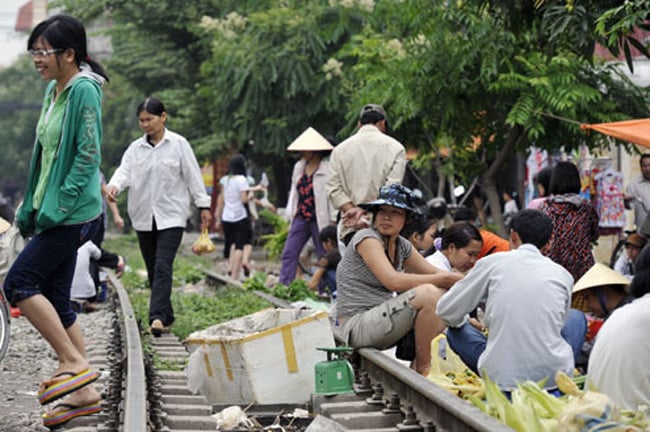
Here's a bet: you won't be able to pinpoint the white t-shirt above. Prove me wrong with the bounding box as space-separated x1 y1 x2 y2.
71 241 102 299
613 252 634 280
426 250 452 272
587 293 650 410
221 175 250 223
504 200 519 215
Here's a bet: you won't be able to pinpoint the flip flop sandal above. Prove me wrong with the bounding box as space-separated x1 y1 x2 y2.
42 401 102 428
242 262 251 278
37 369 100 406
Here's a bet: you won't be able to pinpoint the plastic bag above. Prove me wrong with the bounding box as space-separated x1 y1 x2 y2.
427 334 484 398
191 228 215 255
212 405 254 430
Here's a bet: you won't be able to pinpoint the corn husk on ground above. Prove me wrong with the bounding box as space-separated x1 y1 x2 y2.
465 371 649 432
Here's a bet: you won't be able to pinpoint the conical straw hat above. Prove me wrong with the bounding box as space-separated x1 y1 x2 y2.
286 127 333 152
573 262 630 294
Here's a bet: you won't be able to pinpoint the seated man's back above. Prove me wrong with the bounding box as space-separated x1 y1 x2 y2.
437 209 579 391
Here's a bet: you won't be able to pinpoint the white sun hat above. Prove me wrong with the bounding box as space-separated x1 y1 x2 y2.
286 127 333 152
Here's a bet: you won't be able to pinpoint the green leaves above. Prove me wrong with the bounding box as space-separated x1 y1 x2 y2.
36 0 650 216
0 57 46 189
244 273 318 302
594 0 650 72
198 3 359 155
258 209 289 259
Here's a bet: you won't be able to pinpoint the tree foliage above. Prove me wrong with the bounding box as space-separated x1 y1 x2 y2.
335 0 649 231
0 57 47 200
3 0 647 225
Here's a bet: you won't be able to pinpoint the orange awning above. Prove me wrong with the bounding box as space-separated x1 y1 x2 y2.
581 119 650 148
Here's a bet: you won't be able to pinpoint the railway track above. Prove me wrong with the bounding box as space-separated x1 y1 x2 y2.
50 268 512 431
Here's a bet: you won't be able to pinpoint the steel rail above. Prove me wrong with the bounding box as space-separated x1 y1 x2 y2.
357 347 514 432
200 266 294 308
108 272 148 432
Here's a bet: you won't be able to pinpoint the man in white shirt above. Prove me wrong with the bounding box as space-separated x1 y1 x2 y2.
626 154 650 234
327 104 406 247
436 209 587 391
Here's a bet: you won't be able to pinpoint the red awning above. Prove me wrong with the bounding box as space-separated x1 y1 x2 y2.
581 119 650 148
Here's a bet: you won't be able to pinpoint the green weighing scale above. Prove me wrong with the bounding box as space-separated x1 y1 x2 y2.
314 346 355 395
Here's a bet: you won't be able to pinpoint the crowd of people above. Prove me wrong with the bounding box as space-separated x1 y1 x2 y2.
1 12 649 429
294 103 649 413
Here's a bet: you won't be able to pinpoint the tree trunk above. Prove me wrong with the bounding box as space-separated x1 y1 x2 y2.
481 125 524 237
473 195 487 228
434 154 446 198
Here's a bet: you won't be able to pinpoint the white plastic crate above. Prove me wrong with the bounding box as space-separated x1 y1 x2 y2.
185 308 335 404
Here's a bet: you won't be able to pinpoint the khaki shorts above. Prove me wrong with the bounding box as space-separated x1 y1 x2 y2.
341 290 417 350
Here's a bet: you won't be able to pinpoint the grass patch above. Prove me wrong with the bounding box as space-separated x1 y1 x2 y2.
103 233 272 340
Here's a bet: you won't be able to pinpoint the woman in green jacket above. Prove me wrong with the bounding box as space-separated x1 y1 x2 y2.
3 15 109 427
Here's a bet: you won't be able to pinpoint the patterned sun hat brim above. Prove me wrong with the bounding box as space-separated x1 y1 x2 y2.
359 198 414 212
359 184 423 216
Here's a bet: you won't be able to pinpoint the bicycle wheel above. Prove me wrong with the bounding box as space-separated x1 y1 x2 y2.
0 295 9 363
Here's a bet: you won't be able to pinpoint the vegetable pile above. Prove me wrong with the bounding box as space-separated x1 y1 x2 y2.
465 371 649 432
427 336 648 431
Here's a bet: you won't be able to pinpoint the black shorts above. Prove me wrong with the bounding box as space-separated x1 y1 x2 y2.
222 218 252 251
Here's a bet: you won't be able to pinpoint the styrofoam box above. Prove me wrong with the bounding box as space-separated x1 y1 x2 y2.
185 308 335 404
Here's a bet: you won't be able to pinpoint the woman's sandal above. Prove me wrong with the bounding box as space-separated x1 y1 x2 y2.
37 369 100 405
242 262 251 278
42 400 102 428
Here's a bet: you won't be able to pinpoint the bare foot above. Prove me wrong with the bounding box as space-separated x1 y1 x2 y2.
40 362 92 390
45 385 102 415
410 360 431 377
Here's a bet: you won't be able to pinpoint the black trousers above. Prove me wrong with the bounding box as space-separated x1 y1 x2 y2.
136 221 183 326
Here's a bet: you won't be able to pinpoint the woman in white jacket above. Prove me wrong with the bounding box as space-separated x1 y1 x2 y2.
279 127 336 286
107 97 211 336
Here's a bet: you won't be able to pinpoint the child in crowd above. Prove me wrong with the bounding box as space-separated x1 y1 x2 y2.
502 190 519 227
70 241 124 313
307 225 340 299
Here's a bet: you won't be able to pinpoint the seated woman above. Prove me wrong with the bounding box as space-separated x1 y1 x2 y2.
452 206 510 259
425 221 483 273
336 184 462 376
400 215 438 257
572 262 632 372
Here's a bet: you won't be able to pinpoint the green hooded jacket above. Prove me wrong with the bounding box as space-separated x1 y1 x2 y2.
17 73 103 236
